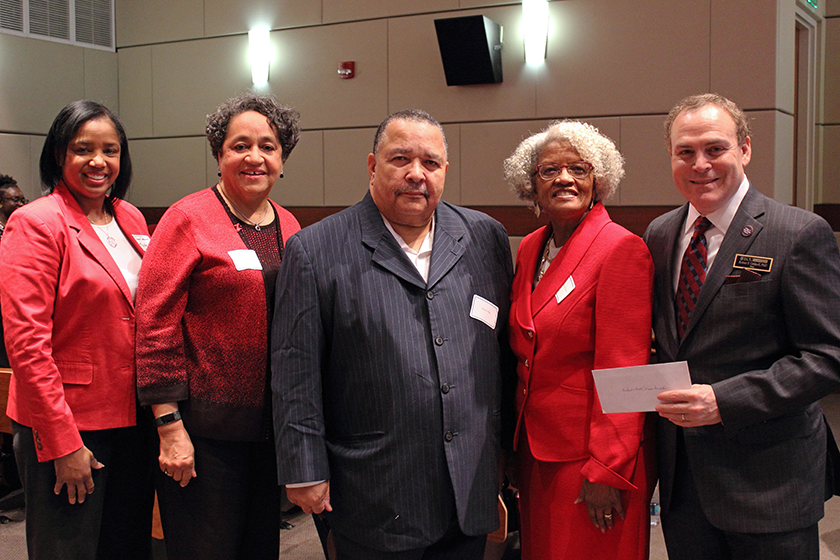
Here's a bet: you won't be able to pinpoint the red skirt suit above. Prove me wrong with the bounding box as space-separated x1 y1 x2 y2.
509 202 656 560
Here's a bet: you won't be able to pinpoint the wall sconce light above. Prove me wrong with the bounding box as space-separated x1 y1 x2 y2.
249 27 271 85
522 0 548 65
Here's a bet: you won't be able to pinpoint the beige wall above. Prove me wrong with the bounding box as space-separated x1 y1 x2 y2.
0 0 832 216
823 1 840 203
0 33 119 202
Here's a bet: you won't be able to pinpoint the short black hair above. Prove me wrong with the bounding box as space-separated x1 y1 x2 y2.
372 109 448 159
39 100 133 203
0 174 19 197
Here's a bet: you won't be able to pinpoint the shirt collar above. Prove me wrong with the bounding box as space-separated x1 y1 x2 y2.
684 175 750 237
381 213 435 256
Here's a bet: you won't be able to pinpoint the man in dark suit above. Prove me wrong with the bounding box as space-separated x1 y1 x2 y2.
644 93 840 559
271 109 513 559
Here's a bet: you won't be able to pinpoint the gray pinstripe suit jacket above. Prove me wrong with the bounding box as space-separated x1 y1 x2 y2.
644 185 840 534
271 192 513 551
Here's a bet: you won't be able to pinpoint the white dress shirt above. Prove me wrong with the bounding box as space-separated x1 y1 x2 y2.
382 213 435 283
673 176 750 292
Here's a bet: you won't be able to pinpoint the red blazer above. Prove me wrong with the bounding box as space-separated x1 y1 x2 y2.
0 183 149 462
509 203 653 489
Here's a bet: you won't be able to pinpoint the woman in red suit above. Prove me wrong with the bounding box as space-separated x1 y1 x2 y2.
504 121 655 560
0 101 154 559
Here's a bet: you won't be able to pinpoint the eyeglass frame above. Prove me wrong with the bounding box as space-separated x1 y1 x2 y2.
1 196 28 204
534 161 594 181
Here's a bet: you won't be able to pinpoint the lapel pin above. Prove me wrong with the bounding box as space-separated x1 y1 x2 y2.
741 225 754 237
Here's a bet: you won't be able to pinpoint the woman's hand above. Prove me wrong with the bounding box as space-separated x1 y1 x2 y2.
157 421 196 487
574 479 624 533
53 446 104 504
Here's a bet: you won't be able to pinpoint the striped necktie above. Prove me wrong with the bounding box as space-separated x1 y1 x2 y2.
675 216 712 339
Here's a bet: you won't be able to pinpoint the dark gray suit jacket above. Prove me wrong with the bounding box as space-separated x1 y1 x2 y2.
644 185 840 533
271 193 513 551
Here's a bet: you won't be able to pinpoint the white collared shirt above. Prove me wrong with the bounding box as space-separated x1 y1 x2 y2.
382 213 435 283
673 175 750 292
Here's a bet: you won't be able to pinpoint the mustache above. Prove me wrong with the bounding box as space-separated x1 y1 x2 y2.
395 185 429 197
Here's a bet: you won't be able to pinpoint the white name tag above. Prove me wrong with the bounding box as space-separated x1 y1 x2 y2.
470 294 499 329
555 275 575 304
229 249 263 271
132 234 151 251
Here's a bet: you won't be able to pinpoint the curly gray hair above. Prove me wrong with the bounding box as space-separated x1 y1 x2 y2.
503 120 625 207
206 92 300 163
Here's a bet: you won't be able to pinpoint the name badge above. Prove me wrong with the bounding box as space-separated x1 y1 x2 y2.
470 294 499 329
132 234 151 251
229 249 263 271
732 254 772 273
555 275 575 304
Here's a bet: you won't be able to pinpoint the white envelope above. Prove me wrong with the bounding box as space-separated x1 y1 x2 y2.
592 361 692 413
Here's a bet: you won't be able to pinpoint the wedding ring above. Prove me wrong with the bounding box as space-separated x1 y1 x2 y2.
604 513 613 519
164 470 171 476
681 414 686 421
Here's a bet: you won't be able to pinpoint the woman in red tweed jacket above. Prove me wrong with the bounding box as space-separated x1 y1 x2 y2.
503 121 655 560
136 93 301 560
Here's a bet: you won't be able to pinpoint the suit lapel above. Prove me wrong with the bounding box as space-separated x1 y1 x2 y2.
427 203 466 289
514 226 550 332
681 186 765 342
113 199 149 256
657 205 689 357
56 184 137 308
530 203 611 316
359 193 427 289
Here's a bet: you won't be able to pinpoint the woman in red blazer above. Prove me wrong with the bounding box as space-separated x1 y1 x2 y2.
0 101 153 559
136 93 301 560
504 121 655 560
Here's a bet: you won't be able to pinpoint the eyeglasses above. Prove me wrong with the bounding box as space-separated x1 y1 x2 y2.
2 196 28 204
535 162 594 181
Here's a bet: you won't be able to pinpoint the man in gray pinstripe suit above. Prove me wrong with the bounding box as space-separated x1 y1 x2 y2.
645 93 840 559
271 109 513 559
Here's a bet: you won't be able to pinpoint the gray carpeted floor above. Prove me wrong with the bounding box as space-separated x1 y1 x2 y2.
0 504 326 560
5 392 840 559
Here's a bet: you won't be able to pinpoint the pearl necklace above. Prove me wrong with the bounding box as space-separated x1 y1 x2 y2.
535 236 563 286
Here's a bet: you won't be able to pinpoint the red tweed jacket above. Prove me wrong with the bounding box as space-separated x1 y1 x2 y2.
136 187 300 441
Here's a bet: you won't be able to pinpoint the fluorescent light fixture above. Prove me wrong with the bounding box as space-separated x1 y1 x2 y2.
522 0 548 65
249 27 271 85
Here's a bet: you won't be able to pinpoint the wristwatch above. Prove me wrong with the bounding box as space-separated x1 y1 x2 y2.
153 410 182 427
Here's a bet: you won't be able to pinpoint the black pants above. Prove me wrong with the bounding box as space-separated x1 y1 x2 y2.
13 421 155 560
333 512 487 560
155 435 280 560
661 431 819 560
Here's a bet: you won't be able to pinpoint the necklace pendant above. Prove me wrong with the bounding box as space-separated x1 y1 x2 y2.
254 225 261 231
107 236 117 248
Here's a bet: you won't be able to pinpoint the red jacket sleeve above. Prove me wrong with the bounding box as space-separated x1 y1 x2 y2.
0 210 83 461
581 232 653 489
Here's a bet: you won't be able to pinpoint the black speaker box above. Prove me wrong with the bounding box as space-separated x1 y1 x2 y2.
434 15 503 86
